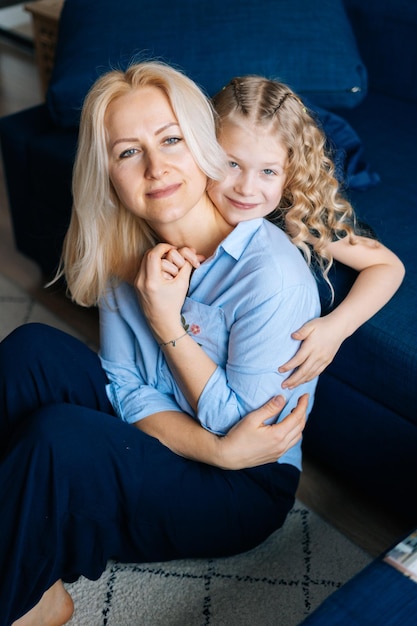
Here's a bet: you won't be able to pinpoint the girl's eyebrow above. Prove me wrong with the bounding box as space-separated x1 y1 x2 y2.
227 154 285 169
111 123 180 149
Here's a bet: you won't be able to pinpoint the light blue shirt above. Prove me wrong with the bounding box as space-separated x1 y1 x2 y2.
100 219 320 469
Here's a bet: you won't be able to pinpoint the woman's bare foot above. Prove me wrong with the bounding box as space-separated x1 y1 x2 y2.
12 580 74 626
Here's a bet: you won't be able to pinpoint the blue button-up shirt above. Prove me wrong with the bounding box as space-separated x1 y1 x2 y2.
100 219 320 469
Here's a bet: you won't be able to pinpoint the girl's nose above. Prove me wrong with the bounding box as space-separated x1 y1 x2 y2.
235 172 257 196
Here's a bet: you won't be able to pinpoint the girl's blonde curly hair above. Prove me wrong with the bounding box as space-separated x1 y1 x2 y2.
212 76 359 298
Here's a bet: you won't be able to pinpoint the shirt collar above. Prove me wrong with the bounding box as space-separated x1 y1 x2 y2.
219 218 264 261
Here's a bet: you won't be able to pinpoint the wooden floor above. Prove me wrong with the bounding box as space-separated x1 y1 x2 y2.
0 35 410 558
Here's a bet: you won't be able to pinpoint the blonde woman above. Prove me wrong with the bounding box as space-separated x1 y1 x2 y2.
208 76 404 389
1 62 317 625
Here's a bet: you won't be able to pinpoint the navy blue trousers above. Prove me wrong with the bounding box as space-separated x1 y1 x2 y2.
0 323 299 624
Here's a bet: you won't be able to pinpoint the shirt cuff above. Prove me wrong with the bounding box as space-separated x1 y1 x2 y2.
106 382 181 425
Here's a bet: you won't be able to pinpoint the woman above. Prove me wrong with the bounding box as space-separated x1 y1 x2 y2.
1 62 317 625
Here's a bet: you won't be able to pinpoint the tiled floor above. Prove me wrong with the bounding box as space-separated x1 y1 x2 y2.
0 270 95 346
0 3 33 42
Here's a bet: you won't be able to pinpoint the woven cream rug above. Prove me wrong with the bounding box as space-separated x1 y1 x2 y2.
0 273 371 625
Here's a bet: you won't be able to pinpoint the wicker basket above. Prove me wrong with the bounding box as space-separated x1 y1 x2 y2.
25 0 64 96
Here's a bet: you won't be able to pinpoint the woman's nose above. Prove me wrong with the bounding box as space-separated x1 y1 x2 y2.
144 151 168 179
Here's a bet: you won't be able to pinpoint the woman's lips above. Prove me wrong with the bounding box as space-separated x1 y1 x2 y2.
147 183 181 199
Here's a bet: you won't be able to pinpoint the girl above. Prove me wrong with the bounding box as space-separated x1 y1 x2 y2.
208 76 405 389
2 63 314 626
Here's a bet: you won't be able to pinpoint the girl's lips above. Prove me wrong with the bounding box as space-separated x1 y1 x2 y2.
147 183 181 199
227 197 259 210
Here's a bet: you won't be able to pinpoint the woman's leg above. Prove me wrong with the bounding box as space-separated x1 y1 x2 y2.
128 448 299 561
1 405 142 624
0 401 298 625
0 323 112 447
12 581 74 626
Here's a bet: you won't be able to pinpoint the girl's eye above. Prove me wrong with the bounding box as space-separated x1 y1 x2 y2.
228 161 240 169
119 148 138 159
262 168 276 176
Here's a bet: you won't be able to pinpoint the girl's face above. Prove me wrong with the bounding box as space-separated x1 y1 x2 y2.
105 85 208 235
208 120 288 226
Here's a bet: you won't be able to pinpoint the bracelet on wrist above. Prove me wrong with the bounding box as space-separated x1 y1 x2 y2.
159 331 188 348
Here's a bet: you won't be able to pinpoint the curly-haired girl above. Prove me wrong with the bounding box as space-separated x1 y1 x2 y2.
209 76 405 389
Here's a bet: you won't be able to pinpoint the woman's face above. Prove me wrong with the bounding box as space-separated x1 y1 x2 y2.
208 120 288 226
105 86 208 233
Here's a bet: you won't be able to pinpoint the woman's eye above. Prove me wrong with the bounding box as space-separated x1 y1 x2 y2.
228 161 239 169
119 148 138 159
263 168 276 176
164 136 182 146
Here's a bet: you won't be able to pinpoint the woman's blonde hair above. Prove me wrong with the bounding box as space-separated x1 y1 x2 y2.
59 60 226 307
212 75 358 297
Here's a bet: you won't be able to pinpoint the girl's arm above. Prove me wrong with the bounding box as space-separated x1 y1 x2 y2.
279 236 405 388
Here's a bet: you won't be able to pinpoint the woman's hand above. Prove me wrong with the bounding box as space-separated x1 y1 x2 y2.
218 393 308 469
135 243 202 339
160 246 205 280
136 394 308 470
279 316 346 389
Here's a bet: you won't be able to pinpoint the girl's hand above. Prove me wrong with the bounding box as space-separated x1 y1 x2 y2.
279 316 346 389
218 393 308 469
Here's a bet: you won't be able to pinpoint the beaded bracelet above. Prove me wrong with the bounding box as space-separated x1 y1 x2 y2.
159 331 188 348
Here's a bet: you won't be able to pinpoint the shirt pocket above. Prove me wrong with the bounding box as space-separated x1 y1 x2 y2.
181 297 227 367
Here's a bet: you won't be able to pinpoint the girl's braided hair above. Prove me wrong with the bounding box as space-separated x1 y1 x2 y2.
212 76 360 298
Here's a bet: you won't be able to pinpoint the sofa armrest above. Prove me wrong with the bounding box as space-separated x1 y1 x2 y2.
0 105 77 276
344 0 417 103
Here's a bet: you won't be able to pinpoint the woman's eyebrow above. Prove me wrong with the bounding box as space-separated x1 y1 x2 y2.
110 123 180 149
155 122 180 136
111 137 138 149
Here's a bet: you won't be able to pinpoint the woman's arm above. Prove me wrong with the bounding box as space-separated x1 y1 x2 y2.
100 280 308 468
136 243 219 413
136 241 319 436
100 283 187 425
279 236 405 388
136 393 308 469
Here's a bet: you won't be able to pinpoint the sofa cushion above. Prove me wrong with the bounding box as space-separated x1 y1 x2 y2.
47 0 367 129
345 0 417 105
333 93 417 423
308 102 379 192
0 105 76 276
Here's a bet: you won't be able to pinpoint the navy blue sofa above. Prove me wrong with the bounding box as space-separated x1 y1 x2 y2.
1 0 416 524
304 0 417 526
